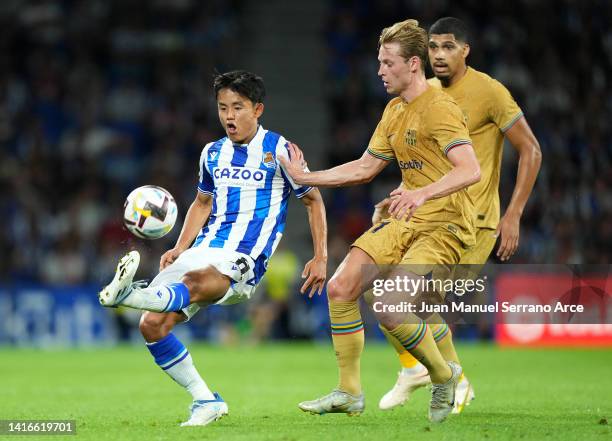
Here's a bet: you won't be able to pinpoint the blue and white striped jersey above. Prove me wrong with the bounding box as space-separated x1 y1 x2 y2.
193 125 312 283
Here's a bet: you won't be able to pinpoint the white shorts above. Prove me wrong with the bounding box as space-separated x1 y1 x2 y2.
148 246 258 320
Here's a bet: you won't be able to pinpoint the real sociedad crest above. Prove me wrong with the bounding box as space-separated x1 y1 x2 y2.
262 151 276 168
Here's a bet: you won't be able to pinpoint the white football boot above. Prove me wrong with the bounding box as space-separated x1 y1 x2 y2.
378 369 431 410
452 375 475 414
98 251 140 307
181 393 228 426
428 361 462 423
298 390 365 416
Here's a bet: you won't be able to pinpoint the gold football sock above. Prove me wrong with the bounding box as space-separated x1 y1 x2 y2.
378 324 420 368
384 320 451 383
431 323 460 365
329 300 364 395
399 351 420 369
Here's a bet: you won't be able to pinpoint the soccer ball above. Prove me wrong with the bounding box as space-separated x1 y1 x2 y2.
123 185 178 239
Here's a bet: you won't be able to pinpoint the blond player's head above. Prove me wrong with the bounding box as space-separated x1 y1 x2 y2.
377 19 428 95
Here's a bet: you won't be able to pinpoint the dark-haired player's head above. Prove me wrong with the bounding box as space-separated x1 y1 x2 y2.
377 19 428 96
428 17 470 86
213 70 265 143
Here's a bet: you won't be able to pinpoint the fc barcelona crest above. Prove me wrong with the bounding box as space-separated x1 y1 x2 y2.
405 129 417 147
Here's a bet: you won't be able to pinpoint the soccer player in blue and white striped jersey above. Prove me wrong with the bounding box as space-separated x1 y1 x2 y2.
98 71 328 426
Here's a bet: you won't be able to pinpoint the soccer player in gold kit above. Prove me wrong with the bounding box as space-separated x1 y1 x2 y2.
374 17 542 413
280 19 481 423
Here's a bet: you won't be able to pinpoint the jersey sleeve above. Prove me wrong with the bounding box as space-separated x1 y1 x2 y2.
487 79 524 133
424 99 472 156
276 138 313 199
197 142 214 195
366 101 395 161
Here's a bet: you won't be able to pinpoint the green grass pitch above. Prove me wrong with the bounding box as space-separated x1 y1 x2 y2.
2 343 610 440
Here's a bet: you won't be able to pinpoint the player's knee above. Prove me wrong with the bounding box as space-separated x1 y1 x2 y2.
139 312 176 341
182 267 227 303
327 275 358 302
375 312 399 330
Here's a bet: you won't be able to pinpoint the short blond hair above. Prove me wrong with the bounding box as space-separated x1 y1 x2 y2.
378 19 428 70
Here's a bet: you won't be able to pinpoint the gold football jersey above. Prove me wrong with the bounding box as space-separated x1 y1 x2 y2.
429 67 523 229
367 86 475 247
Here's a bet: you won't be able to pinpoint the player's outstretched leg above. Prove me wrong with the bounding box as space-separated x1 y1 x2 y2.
140 312 228 426
99 250 191 312
99 251 230 313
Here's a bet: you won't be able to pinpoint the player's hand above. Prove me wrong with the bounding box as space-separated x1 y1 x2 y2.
388 187 428 221
159 247 183 271
300 256 327 298
279 142 308 183
495 211 520 261
372 197 392 224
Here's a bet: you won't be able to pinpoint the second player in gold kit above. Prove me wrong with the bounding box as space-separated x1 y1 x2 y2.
429 67 523 262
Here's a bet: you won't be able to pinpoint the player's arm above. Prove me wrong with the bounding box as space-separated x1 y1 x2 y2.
495 116 542 261
160 192 212 270
280 143 388 187
298 188 328 297
388 144 481 220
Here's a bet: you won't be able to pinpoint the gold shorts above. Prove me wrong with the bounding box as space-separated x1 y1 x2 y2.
352 218 464 272
443 227 497 289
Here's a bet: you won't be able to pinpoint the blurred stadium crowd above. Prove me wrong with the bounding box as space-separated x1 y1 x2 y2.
0 0 245 285
324 0 612 266
0 0 609 318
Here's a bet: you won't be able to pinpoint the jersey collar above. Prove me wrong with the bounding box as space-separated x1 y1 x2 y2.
402 85 436 108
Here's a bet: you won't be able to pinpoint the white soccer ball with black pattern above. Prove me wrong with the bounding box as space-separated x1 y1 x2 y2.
123 185 178 239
